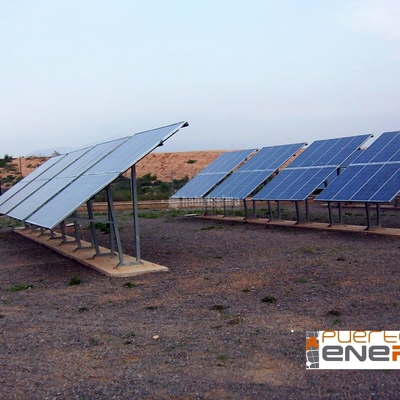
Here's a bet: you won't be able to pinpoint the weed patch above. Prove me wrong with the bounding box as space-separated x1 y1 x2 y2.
261 295 277 303
69 276 83 286
7 284 33 292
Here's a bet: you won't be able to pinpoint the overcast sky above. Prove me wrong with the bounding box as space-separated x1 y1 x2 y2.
1 0 400 156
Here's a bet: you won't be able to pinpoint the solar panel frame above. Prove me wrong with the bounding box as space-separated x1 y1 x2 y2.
206 143 306 200
171 149 257 199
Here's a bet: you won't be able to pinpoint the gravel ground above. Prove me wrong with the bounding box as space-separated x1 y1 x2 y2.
1 208 400 399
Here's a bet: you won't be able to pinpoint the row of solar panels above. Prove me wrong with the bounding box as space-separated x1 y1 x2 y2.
172 131 400 204
0 122 188 230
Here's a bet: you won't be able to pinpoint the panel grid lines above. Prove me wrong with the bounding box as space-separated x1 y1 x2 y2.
207 143 306 200
253 134 371 202
171 149 257 199
315 131 400 203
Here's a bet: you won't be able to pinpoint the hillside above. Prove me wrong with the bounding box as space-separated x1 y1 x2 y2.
0 151 227 191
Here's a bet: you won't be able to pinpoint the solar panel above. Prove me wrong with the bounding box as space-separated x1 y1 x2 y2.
0 149 90 215
24 122 188 229
7 138 128 221
315 131 400 203
171 149 256 199
253 134 371 202
206 143 306 200
0 154 65 208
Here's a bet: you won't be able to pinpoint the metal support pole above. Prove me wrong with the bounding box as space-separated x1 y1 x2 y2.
231 200 234 216
86 199 99 251
131 166 141 262
268 200 273 221
252 200 256 218
243 199 248 220
223 199 227 217
376 203 381 227
305 198 309 221
338 202 343 224
106 194 115 255
72 211 82 249
327 201 334 227
49 229 58 240
106 185 123 264
277 201 281 219
295 201 300 224
365 202 371 230
60 222 67 242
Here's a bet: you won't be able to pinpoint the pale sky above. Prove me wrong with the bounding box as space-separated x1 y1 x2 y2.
1 0 400 156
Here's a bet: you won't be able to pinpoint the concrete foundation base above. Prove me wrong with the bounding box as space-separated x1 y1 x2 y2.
14 228 168 278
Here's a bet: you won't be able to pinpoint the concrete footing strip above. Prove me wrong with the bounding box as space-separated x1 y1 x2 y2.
14 229 168 278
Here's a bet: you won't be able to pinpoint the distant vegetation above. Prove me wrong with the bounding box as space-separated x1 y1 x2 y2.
0 154 13 168
0 154 21 189
95 173 189 201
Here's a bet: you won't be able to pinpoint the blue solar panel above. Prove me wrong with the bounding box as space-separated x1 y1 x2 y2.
288 135 370 168
207 143 306 199
171 149 256 198
253 134 371 202
316 162 400 203
253 167 337 201
315 131 400 203
353 131 400 164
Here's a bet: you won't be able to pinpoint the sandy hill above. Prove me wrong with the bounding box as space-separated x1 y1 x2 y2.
0 151 228 190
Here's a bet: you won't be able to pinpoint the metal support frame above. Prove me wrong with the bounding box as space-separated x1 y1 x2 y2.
305 198 309 221
252 200 256 217
131 165 141 262
327 201 334 226
72 211 82 248
87 199 99 252
364 202 382 230
295 201 300 224
277 201 281 219
243 199 248 219
223 199 227 217
106 186 123 264
376 203 381 227
267 200 273 221
365 202 371 230
338 202 343 224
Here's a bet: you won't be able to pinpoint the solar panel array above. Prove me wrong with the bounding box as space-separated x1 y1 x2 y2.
206 143 306 200
171 149 256 199
252 134 372 202
315 131 400 203
0 122 188 229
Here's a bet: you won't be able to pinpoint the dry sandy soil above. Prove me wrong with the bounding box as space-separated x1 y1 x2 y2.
1 207 400 399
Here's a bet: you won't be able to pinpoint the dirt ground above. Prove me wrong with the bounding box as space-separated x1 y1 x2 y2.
1 208 400 399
